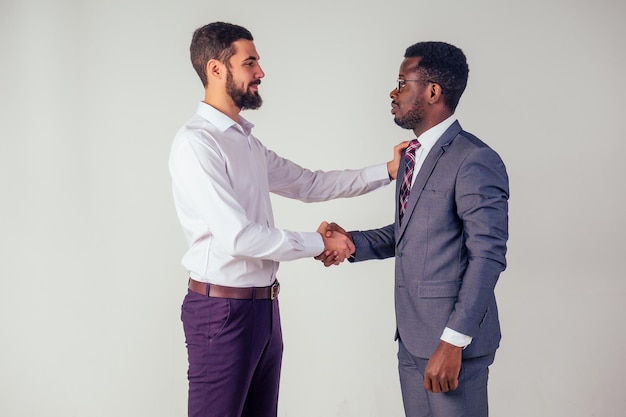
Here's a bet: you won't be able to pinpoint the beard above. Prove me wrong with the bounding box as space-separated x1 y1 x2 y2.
226 70 263 110
393 98 423 130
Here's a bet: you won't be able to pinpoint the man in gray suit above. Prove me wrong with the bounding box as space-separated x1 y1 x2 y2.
319 42 509 417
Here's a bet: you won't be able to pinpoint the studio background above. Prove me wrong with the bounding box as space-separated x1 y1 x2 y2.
1 0 624 416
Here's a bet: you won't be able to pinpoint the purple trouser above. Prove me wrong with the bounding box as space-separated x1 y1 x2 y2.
181 289 283 417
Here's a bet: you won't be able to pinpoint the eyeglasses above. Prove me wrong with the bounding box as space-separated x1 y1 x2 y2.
396 78 442 93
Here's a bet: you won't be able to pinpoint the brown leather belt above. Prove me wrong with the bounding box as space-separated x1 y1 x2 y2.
188 278 280 300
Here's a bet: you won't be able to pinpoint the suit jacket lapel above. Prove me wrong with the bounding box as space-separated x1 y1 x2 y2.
396 121 462 243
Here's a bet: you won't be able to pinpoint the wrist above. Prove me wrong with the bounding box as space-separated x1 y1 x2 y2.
440 327 472 349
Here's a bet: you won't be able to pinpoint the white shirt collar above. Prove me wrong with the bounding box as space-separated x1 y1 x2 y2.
196 102 255 135
415 114 457 149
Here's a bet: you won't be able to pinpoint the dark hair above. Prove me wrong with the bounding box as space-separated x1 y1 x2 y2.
190 22 254 87
404 42 469 111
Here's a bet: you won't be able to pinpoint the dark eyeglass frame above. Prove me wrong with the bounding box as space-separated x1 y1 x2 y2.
396 78 443 93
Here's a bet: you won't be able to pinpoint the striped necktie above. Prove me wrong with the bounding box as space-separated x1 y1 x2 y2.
399 139 421 223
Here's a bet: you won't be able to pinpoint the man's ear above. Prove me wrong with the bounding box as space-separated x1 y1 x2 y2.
206 59 224 81
427 83 443 103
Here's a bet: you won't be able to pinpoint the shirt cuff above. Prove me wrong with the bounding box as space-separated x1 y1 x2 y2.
441 327 473 348
363 163 392 185
297 231 325 257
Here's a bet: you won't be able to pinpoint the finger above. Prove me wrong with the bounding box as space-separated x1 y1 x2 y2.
315 250 330 261
430 380 442 394
397 141 410 151
449 377 459 391
328 222 344 233
324 252 339 267
439 379 449 393
394 142 409 156
424 376 433 393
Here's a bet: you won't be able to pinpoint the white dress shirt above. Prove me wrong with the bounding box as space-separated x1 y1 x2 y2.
410 114 473 348
169 102 390 288
409 114 457 188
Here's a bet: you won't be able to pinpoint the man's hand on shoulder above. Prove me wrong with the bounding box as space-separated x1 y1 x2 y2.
387 141 410 180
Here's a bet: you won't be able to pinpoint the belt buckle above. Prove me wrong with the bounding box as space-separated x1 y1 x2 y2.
270 281 280 300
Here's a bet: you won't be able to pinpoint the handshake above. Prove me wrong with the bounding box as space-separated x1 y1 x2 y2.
315 221 352 267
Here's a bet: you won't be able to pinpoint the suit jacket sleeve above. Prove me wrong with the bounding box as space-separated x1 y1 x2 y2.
350 224 396 261
446 146 509 337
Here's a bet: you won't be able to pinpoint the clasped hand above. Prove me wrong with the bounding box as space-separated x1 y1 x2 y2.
315 222 352 266
313 141 408 266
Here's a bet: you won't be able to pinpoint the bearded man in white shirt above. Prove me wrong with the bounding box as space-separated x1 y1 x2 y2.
169 21 407 417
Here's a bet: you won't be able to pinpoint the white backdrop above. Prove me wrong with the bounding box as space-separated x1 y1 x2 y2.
1 0 625 416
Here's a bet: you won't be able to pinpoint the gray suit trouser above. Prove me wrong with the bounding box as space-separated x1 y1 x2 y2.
398 339 496 417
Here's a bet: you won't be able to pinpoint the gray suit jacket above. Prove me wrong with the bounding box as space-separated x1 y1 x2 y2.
351 121 509 360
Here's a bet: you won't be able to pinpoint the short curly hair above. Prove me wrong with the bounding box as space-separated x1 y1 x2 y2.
190 22 254 87
404 42 469 111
